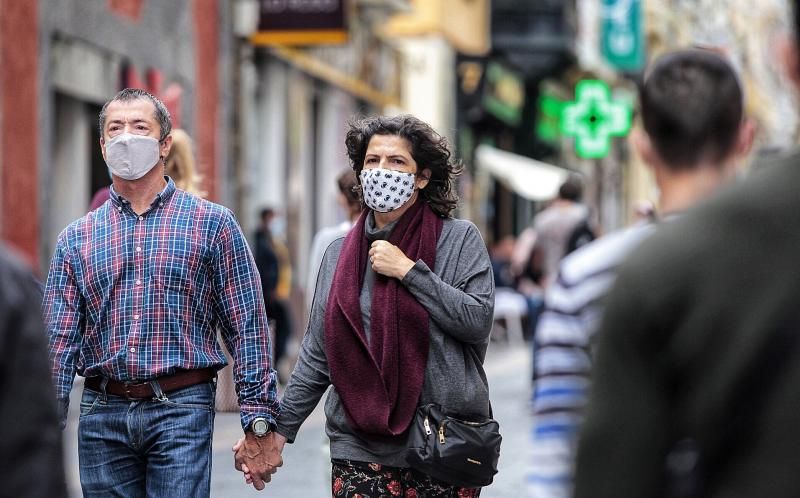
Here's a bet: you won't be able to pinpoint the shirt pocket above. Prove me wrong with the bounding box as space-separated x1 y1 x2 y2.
152 244 205 293
153 253 194 292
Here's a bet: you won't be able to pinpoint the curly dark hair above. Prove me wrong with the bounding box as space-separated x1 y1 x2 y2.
344 115 462 218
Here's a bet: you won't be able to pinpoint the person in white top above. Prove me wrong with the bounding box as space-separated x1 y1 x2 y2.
305 169 363 312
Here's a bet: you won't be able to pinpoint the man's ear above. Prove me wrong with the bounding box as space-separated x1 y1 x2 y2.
779 33 800 89
100 137 107 162
416 168 432 190
631 128 657 171
735 118 756 158
159 134 173 163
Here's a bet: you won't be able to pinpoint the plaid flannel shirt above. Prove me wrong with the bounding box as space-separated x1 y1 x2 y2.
44 177 278 430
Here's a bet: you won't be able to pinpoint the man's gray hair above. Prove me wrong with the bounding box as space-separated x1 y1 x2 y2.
98 88 172 142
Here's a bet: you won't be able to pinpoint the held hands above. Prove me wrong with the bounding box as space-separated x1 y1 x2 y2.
232 432 286 491
369 240 415 280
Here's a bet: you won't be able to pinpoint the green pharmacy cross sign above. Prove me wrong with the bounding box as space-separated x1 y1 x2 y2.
560 80 632 159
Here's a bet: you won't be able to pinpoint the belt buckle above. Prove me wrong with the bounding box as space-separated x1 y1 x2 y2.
123 381 149 399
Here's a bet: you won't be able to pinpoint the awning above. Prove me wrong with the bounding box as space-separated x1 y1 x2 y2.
474 144 570 201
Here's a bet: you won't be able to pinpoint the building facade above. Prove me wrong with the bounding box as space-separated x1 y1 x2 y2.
0 0 233 273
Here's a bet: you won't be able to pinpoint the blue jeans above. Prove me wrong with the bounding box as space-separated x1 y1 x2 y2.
78 381 216 498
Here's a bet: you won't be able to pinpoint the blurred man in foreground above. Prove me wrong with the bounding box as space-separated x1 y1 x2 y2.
0 247 66 497
529 48 753 498
574 5 800 497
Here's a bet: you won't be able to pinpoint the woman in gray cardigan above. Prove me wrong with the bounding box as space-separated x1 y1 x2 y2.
236 115 495 497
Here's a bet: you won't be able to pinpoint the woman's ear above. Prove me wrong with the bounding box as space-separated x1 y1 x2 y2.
734 118 756 158
416 168 432 190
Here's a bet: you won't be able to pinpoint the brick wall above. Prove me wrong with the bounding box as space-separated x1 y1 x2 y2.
1 0 39 268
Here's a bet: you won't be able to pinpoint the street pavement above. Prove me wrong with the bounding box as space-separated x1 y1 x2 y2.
64 341 532 497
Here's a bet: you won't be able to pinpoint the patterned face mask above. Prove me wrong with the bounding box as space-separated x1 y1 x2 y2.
359 167 417 213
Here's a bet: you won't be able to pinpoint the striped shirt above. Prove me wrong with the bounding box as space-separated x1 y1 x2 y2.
528 221 654 498
44 177 278 431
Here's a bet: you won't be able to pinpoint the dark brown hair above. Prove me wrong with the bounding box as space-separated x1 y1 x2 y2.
98 88 172 142
344 115 462 218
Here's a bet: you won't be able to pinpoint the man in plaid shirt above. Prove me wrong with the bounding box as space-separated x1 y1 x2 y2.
44 88 281 497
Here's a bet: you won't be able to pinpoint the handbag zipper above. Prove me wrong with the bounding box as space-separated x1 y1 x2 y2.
453 417 484 426
423 416 432 436
437 417 489 444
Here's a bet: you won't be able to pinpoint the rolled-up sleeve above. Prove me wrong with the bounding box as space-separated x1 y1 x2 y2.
211 211 280 431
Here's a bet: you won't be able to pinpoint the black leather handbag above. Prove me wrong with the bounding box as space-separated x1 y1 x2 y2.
405 403 502 488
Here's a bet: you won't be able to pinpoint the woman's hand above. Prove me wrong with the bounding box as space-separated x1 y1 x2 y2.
369 240 416 280
233 432 288 489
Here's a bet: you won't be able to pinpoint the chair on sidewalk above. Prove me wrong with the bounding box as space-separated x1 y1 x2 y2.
492 287 528 345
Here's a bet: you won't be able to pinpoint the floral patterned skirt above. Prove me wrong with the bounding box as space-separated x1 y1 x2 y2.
331 459 481 498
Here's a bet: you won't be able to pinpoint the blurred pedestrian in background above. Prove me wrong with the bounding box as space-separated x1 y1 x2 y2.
253 207 294 381
165 128 206 197
235 114 495 497
515 176 595 389
526 175 595 290
0 246 66 497
305 168 363 313
529 48 754 498
513 176 595 349
571 30 800 497
490 235 517 289
44 88 282 496
88 178 111 212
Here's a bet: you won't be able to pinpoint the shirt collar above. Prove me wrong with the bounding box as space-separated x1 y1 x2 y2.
110 176 177 211
364 211 399 243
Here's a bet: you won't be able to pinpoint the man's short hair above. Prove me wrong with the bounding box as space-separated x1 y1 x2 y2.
558 174 584 202
641 49 743 168
98 88 172 142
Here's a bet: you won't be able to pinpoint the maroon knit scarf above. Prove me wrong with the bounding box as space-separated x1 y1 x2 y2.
324 199 443 436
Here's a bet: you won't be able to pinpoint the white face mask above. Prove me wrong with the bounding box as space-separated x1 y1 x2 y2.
105 133 161 180
359 167 416 213
269 217 286 239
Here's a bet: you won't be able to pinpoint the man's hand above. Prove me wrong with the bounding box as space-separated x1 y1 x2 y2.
232 432 284 490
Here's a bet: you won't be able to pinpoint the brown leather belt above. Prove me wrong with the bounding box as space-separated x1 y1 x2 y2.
84 368 216 399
